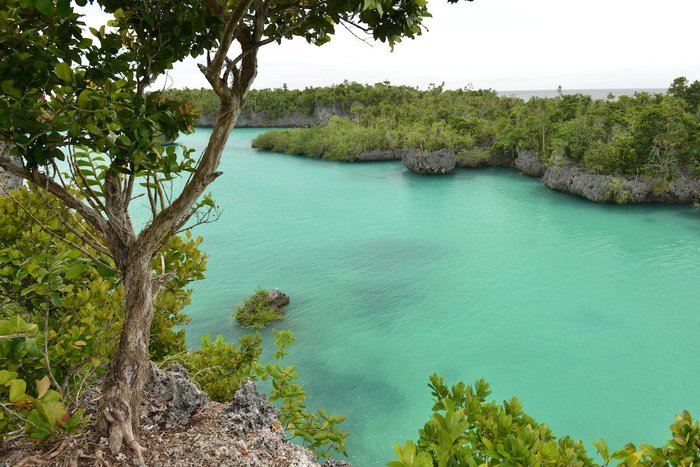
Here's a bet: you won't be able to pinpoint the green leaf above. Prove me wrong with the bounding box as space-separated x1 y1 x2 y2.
42 389 62 403
77 89 92 109
0 370 18 385
593 438 610 461
24 337 42 358
9 378 27 402
33 0 53 15
55 63 72 82
86 123 102 137
64 262 86 280
56 0 70 16
42 400 69 428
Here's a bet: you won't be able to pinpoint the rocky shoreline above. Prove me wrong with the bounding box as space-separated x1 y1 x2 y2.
516 149 700 204
175 111 699 205
331 146 700 205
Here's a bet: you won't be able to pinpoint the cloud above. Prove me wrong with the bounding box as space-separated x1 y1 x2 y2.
87 0 700 91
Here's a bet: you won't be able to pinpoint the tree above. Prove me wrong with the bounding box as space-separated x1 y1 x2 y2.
0 0 466 459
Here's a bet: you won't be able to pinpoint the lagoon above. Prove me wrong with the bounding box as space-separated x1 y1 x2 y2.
177 128 700 466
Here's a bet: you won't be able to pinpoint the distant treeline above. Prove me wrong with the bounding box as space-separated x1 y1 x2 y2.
165 81 435 120
167 78 700 177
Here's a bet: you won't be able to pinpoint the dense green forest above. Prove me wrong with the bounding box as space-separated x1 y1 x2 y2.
166 81 428 120
250 79 700 177
169 78 700 178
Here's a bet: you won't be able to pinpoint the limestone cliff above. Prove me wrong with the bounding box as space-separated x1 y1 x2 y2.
198 103 350 128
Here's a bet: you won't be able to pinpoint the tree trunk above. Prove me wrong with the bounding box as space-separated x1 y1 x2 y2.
97 250 154 460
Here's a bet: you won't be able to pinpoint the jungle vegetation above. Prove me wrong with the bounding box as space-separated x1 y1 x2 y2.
250 79 700 178
169 79 700 178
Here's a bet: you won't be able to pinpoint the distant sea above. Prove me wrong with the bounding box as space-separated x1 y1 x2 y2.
497 88 666 100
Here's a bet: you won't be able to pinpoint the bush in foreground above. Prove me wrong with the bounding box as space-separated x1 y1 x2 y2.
390 375 700 466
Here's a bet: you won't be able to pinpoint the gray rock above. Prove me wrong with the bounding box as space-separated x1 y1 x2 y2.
217 379 329 466
198 103 351 128
542 160 700 204
224 379 280 433
669 174 700 200
266 289 290 313
403 149 456 175
144 363 210 428
515 149 546 177
543 163 615 202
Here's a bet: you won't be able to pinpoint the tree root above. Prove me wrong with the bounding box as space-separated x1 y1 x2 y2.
103 401 146 465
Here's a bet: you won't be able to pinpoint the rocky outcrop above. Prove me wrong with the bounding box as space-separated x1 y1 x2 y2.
265 289 290 313
542 161 700 204
8 365 351 466
142 372 350 467
144 363 210 428
403 149 456 175
198 103 350 128
515 149 546 177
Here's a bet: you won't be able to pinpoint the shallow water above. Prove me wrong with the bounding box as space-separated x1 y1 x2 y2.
175 128 700 466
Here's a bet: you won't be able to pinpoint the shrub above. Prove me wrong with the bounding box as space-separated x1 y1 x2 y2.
182 330 348 459
0 187 206 429
389 375 700 467
456 148 490 166
0 315 88 441
182 333 262 402
604 178 633 204
234 289 287 329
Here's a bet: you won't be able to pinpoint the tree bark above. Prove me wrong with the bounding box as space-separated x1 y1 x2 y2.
96 101 244 460
97 250 154 461
93 35 255 459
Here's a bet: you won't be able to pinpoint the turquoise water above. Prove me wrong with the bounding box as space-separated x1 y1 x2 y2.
176 128 700 466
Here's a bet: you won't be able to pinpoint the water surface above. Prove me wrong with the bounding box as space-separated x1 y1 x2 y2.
177 128 700 466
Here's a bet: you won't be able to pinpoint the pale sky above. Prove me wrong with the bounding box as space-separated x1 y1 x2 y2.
85 0 700 91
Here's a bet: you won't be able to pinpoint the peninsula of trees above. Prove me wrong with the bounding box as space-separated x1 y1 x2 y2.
168 79 700 204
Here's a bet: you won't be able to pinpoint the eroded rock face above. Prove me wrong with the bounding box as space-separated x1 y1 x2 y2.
402 149 456 175
224 379 279 433
138 373 352 466
542 161 700 204
214 380 350 467
515 149 546 177
266 289 290 313
197 103 350 128
144 363 210 428
455 149 515 169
